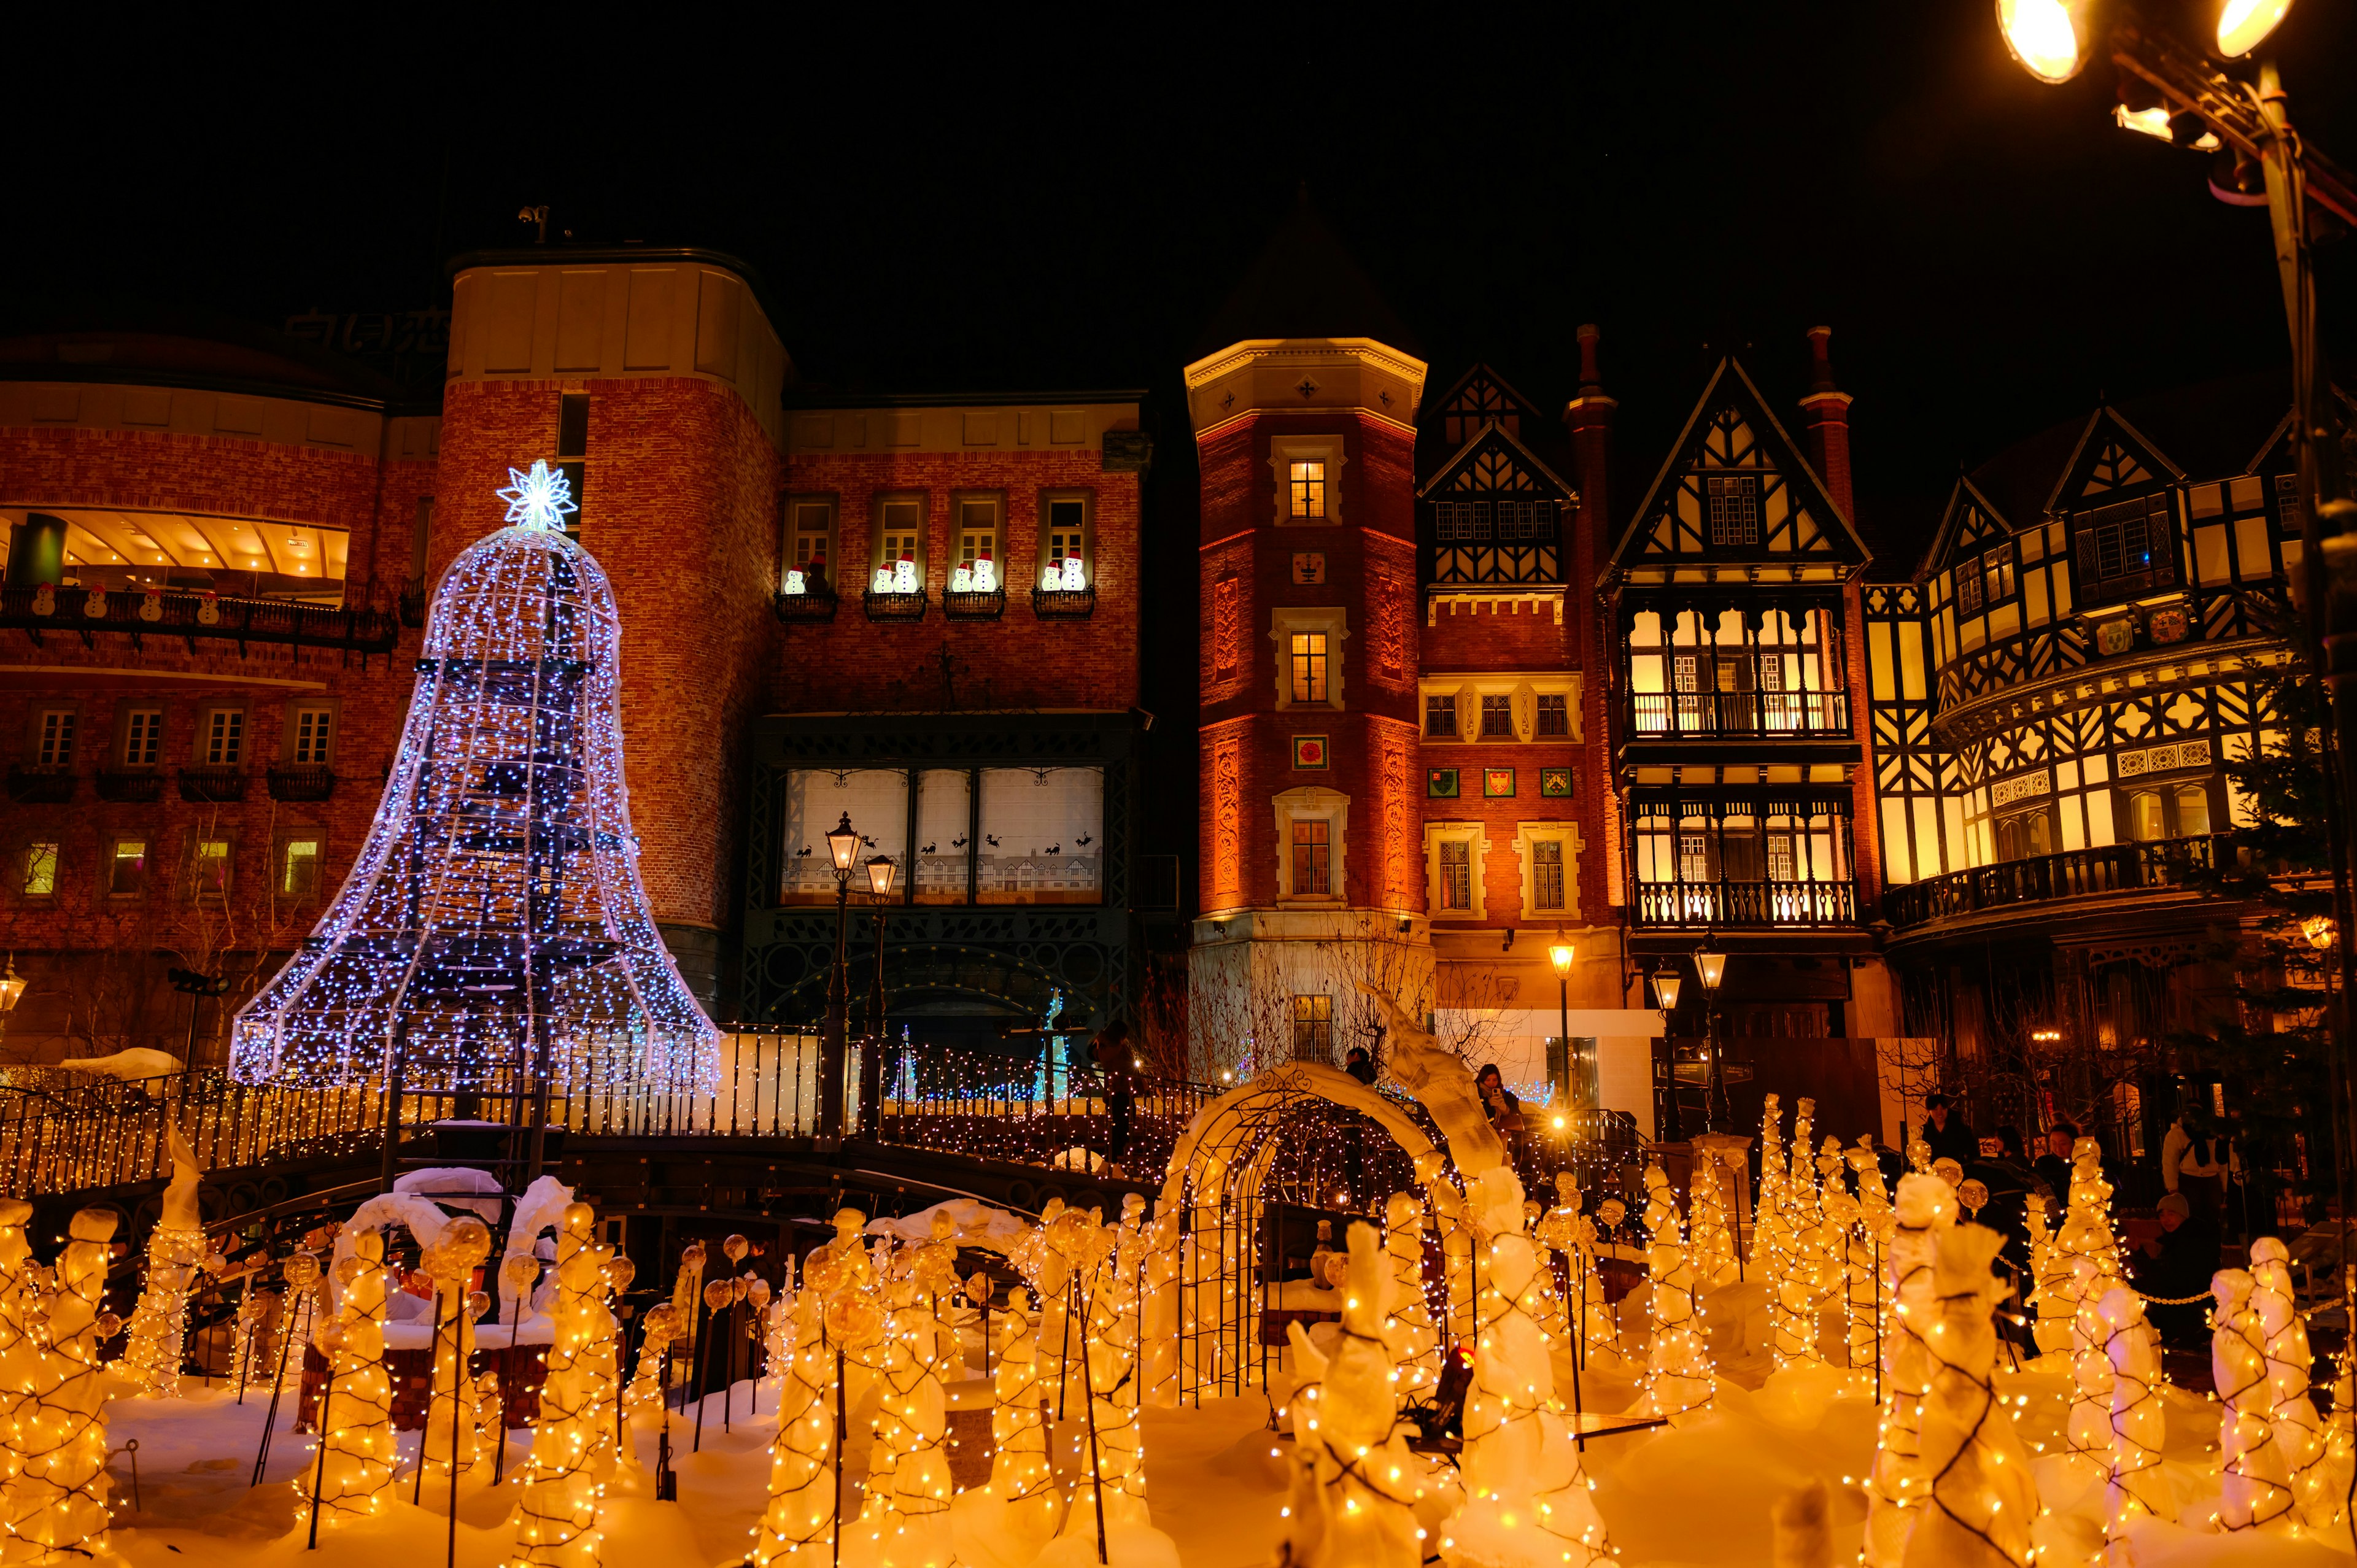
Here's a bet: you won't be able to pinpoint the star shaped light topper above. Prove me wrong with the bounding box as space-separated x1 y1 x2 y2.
496 458 579 533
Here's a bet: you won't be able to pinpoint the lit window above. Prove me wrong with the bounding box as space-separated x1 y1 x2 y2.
2174 785 2211 838
2076 495 2175 600
123 709 162 767
34 710 74 767
291 707 333 765
1706 474 1758 545
1536 693 1569 737
1290 994 1333 1060
786 499 834 593
1766 832 1797 884
875 498 924 594
1438 839 1473 910
201 708 243 767
1480 695 1514 738
1531 840 1565 912
1043 498 1088 590
1290 633 1329 704
1678 833 1711 882
1291 819 1331 896
2129 790 2167 842
22 843 58 897
1425 695 1457 739
282 838 321 898
192 838 231 900
109 840 146 896
1290 461 1326 519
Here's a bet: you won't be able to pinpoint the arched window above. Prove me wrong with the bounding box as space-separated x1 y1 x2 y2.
2174 784 2212 837
2129 790 2167 841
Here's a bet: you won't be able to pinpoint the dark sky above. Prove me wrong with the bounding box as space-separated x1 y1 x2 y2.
12 4 2356 882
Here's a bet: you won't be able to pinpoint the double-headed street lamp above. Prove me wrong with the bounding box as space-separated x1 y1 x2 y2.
817 812 864 1139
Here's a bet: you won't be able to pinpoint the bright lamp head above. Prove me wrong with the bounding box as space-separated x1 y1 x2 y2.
2216 0 2294 56
1694 948 1728 992
865 854 897 897
1548 941 1576 978
826 813 862 873
1995 0 2094 83
1653 970 1682 1011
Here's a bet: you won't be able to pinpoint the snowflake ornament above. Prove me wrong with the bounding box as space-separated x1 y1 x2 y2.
497 459 579 532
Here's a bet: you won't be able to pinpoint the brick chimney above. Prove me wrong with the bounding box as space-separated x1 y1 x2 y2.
1798 325 1855 522
1563 323 1618 922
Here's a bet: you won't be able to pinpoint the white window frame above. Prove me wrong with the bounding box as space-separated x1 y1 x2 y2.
1269 435 1347 527
950 492 1005 590
1516 821 1584 919
1415 673 1582 743
31 706 76 767
1423 820 1488 921
872 493 929 589
1271 606 1351 712
1040 490 1093 589
118 705 164 768
784 494 837 590
1272 785 1350 903
285 701 336 767
196 705 247 767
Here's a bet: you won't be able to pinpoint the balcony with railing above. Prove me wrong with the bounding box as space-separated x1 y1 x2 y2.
1885 834 2226 933
1630 878 1860 929
1623 689 1852 740
0 584 400 657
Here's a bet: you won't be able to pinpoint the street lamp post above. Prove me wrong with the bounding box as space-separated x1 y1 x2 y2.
1694 938 1730 1134
1548 935 1576 1119
817 813 864 1140
1651 964 1683 1145
859 854 897 1137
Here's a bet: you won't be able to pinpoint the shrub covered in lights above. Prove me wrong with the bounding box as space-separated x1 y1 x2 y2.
230 462 719 1097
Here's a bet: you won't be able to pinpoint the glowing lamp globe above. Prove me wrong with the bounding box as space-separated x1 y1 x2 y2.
1653 970 1682 1011
0 956 23 1014
1547 941 1575 978
1694 948 1728 992
2217 0 2294 55
827 813 862 873
865 854 897 898
1995 0 2093 83
228 460 720 1096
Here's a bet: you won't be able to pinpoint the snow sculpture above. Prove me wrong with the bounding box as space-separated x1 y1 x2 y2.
2095 1284 2170 1536
1635 1163 1712 1420
2022 1199 2069 1356
516 1203 616 1567
2320 1351 2355 1533
230 458 718 1106
1910 1223 2038 1568
1687 1143 1742 1291
894 552 918 595
422 1216 495 1477
884 1218 964 1565
754 1283 834 1564
1862 1173 1956 1568
2 1208 117 1559
1059 555 1084 592
1439 1165 1612 1568
0 1199 36 1493
1279 1222 1426 1568
2040 1139 2120 1359
2250 1237 2328 1529
120 1126 206 1397
1384 1192 1442 1401
2065 1257 2115 1482
2213 1267 2294 1532
951 1285 1063 1568
312 1230 395 1524
624 1303 683 1419
1824 1189 1876 1373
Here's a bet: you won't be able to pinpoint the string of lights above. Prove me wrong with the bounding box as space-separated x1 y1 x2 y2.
1634 1163 1712 1422
1824 1188 1876 1373
1863 1174 1957 1568
2213 1267 2296 1531
752 1280 835 1563
513 1202 614 1567
2096 1283 2171 1539
119 1224 205 1399
230 459 719 1102
0 1199 33 1494
1686 1149 1740 1291
1910 1223 2037 1568
308 1229 396 1526
420 1218 494 1478
1 1208 117 1559
2251 1236 2330 1531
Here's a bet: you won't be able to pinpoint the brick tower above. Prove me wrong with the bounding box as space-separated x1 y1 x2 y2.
1186 199 1430 1076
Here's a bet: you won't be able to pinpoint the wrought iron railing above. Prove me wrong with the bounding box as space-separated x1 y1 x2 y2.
1630 878 1860 927
178 765 249 803
941 587 1007 621
0 585 399 656
96 769 164 803
6 765 74 805
772 586 840 624
1625 690 1851 739
1032 585 1097 620
1884 834 2226 931
266 765 337 802
862 589 930 623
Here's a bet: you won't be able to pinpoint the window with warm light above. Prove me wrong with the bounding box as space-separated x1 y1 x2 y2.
1290 994 1333 1060
784 497 836 592
1536 693 1570 737
951 496 1003 593
1480 695 1514 738
873 496 926 593
1438 839 1473 910
1041 495 1091 590
1290 633 1329 704
1532 840 1566 912
281 837 321 898
108 838 146 897
21 843 58 898
190 838 231 901
1290 461 1326 519
1425 694 1457 738
1706 474 1758 545
1291 819 1331 897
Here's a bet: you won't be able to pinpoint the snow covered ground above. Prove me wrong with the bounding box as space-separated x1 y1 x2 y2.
84 1350 2356 1568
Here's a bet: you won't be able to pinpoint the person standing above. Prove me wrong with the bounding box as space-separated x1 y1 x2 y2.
1918 1092 1978 1167
1475 1064 1524 1138
1091 1020 1138 1172
1343 1046 1377 1087
2032 1121 2076 1205
2162 1111 2237 1234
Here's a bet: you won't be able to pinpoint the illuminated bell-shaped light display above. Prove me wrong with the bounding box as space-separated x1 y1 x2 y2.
228 460 719 1099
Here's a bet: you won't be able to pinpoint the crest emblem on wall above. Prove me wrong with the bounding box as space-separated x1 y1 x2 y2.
2095 617 2136 657
2146 605 2189 644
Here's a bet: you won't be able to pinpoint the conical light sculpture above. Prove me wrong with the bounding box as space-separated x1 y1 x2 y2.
230 462 719 1099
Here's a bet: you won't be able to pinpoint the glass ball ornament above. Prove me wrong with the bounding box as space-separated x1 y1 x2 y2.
95 1311 123 1339
333 1255 365 1287
606 1256 637 1292
723 1234 750 1264
284 1253 323 1289
501 1256 541 1296
465 1289 490 1322
703 1280 734 1311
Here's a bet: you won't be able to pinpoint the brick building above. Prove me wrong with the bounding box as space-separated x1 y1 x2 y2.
0 246 1150 1066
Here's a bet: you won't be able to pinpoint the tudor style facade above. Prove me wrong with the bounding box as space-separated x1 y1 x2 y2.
1865 373 2307 1149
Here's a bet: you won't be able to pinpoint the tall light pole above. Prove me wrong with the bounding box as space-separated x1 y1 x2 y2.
1694 938 1730 1135
1548 934 1576 1116
817 812 863 1140
1652 963 1683 1144
859 853 897 1137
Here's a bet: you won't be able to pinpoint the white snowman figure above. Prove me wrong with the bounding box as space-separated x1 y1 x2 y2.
1059 554 1085 590
950 562 973 593
872 563 894 593
783 567 807 596
892 550 918 595
972 550 997 592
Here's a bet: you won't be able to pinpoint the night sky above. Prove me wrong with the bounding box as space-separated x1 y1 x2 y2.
12 4 2356 882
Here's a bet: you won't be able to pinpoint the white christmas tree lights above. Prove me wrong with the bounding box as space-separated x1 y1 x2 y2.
2 1208 117 1559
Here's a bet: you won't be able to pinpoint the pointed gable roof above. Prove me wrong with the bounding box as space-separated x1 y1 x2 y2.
1608 357 1868 577
1199 187 1421 358
1424 363 1545 450
1417 417 1576 502
1919 476 2018 579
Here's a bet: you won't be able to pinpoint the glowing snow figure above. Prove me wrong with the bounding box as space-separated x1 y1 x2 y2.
950 1286 1064 1568
1862 1173 1956 1568
1039 563 1061 592
950 564 973 593
1909 1224 2038 1568
311 1230 396 1525
2250 1236 2328 1527
1058 556 1084 590
1278 1222 1426 1568
2096 1284 2171 1537
2064 1256 2115 1485
0 1199 35 1493
3 1208 117 1559
1384 1192 1442 1402
753 1285 834 1564
894 552 919 595
230 460 719 1102
1440 1165 1612 1568
1635 1163 1713 1420
118 1127 205 1397
972 552 997 592
784 568 807 595
874 565 896 594
516 1203 616 1567
2215 1267 2295 1532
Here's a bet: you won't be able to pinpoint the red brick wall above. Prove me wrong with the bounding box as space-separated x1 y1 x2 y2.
432 378 782 937
773 449 1141 714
